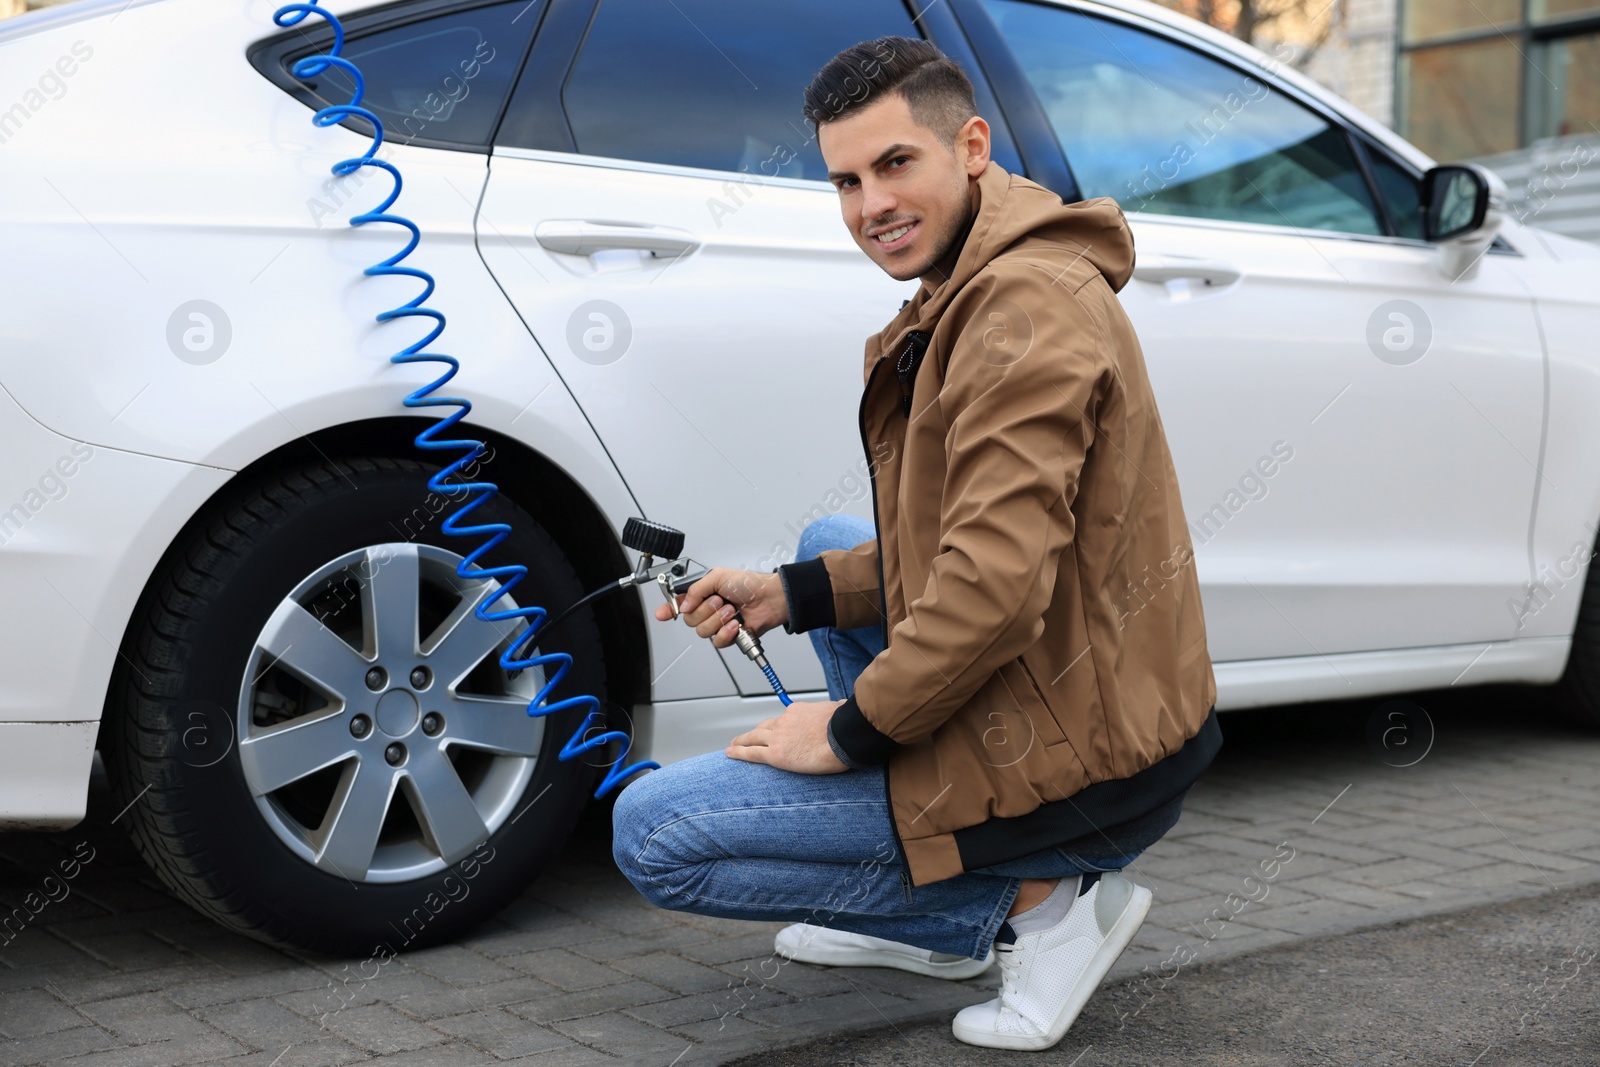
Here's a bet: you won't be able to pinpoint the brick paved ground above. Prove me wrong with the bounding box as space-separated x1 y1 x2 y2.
2 685 1598 1066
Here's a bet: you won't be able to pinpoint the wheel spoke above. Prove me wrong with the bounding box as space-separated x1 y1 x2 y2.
404 745 488 864
439 696 545 757
257 599 367 701
363 543 421 662
314 756 396 880
237 713 357 795
423 581 523 687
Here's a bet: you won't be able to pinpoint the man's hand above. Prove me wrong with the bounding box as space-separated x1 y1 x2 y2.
654 567 788 649
727 700 850 774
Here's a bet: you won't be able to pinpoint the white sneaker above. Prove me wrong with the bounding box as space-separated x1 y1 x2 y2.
773 923 995 979
951 872 1152 1050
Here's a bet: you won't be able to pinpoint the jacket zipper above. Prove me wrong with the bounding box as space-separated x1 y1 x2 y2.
859 353 911 896
895 331 931 418
859 356 892 651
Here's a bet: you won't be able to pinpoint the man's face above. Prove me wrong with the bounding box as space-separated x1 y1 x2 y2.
819 92 989 286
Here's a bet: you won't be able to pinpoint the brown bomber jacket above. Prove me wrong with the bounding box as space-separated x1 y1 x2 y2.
778 161 1220 888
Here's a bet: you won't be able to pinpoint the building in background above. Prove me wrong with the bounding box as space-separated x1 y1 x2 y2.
1298 0 1400 130
2 0 73 19
1393 0 1597 160
1160 0 1599 240
1158 0 1596 156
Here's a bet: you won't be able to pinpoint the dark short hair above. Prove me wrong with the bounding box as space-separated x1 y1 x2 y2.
803 36 977 146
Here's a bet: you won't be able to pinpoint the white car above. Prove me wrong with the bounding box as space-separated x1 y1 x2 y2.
2 0 1596 951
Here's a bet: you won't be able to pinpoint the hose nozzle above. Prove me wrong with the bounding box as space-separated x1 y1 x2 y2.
656 561 792 705
732 626 769 670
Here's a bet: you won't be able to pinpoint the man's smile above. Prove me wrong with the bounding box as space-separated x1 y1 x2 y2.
869 220 918 252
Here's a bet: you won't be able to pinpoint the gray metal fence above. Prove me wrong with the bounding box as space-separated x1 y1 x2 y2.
1469 132 1600 246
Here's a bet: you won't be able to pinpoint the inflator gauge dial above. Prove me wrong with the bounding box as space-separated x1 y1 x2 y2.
622 517 685 560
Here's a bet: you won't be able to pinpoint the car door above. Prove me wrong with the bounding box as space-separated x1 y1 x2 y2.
476 0 1024 698
974 0 1546 664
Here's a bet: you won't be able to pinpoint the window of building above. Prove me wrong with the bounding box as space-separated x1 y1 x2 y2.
1530 30 1600 140
1399 0 1600 158
1532 0 1600 23
1398 38 1522 160
1401 0 1520 41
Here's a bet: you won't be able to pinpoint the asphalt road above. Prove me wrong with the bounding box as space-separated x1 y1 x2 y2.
732 879 1600 1067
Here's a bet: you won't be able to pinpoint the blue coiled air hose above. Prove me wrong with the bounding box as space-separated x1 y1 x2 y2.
270 0 658 798
727 618 792 707
765 665 793 706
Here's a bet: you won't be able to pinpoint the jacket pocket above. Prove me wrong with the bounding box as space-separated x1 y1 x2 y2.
995 661 1068 753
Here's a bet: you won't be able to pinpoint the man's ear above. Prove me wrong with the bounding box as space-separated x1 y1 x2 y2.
956 115 991 178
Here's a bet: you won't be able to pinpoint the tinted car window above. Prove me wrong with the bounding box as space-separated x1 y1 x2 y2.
1362 140 1427 239
562 0 922 180
984 0 1384 235
286 1 538 147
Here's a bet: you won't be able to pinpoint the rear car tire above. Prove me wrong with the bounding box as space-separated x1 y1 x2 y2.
104 457 608 952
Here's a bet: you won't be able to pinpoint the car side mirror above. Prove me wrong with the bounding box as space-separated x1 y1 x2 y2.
1422 165 1487 241
1421 163 1506 281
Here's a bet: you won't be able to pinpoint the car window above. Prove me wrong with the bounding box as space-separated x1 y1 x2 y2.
284 1 538 148
982 0 1384 235
1360 139 1426 239
561 0 923 180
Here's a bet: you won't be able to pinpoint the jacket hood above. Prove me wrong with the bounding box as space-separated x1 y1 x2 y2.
878 162 1135 362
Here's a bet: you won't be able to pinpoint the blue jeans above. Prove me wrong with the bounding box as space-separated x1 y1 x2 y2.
612 513 1182 959
797 514 885 701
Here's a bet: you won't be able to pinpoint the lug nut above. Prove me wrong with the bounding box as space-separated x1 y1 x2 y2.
421 712 443 736
364 667 387 691
349 714 372 739
409 666 431 689
384 743 406 766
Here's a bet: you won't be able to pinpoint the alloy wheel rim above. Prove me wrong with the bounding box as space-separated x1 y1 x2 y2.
236 542 546 883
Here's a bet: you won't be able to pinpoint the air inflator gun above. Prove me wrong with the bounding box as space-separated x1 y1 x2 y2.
617 518 792 709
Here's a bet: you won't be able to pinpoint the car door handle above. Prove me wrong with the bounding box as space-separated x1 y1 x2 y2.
535 220 700 258
1132 255 1241 288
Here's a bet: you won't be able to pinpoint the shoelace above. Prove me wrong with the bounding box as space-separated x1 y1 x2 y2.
995 943 1022 1015
994 942 1051 1034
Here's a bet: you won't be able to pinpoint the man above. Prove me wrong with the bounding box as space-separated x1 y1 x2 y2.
612 36 1220 1051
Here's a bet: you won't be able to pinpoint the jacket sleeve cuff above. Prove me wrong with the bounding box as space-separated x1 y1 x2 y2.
828 695 899 767
826 717 876 771
777 558 836 635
